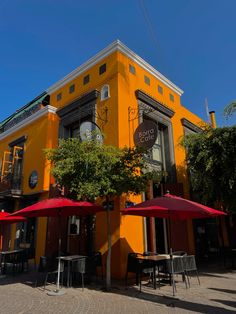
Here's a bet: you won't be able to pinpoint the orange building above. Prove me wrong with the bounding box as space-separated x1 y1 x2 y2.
0 40 213 278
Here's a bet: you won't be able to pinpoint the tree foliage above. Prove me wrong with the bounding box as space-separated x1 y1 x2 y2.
45 138 162 201
182 126 236 213
224 101 236 119
45 138 162 291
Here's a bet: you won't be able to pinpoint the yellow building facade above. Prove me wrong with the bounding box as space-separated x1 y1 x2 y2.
0 40 207 278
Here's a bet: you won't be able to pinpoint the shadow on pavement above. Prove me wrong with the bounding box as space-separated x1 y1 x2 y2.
209 287 236 294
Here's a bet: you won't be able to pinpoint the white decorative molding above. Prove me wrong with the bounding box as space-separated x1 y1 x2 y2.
0 105 57 140
47 40 184 96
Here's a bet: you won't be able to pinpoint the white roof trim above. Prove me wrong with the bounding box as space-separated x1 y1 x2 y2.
47 40 183 96
0 105 57 141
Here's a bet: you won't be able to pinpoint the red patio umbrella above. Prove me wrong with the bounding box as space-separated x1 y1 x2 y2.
121 193 226 296
11 197 103 218
0 211 27 224
11 197 104 296
121 193 226 220
0 211 27 251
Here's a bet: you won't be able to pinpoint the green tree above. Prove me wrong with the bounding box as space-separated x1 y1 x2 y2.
182 126 236 213
224 100 236 119
46 138 162 290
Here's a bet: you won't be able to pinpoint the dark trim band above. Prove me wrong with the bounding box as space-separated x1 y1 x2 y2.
135 89 175 118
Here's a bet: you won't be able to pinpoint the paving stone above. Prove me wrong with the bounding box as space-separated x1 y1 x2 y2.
0 266 235 314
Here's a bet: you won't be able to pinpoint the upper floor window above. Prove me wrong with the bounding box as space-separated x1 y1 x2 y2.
69 84 75 94
99 63 106 75
144 75 150 86
56 93 62 101
169 93 174 102
83 74 90 85
101 85 110 101
129 64 136 75
158 85 163 94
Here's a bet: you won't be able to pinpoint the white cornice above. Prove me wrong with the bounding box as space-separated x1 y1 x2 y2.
46 40 184 96
0 105 57 141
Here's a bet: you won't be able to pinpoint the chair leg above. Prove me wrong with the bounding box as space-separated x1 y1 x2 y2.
44 273 49 290
139 272 142 292
195 270 200 285
125 271 128 287
81 273 84 291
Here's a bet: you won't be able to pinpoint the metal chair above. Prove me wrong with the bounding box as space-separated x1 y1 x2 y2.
172 251 187 256
125 252 144 291
36 256 64 290
142 251 159 286
182 255 200 287
164 256 188 292
71 258 86 290
90 251 103 280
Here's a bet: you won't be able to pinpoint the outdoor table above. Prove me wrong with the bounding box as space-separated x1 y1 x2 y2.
59 255 87 287
0 249 25 274
136 254 177 289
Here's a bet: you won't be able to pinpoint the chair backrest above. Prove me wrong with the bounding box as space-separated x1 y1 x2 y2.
166 256 185 274
143 251 158 256
172 251 187 256
38 256 48 272
183 255 197 271
91 251 102 267
38 256 59 272
72 258 86 274
126 252 143 273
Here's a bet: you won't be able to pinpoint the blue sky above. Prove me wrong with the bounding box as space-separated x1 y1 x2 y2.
0 0 236 126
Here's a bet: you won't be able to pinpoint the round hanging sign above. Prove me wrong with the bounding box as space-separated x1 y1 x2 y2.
28 170 38 189
134 120 158 149
79 121 103 143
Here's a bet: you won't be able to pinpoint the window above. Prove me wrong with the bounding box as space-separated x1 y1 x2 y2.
129 64 136 75
99 63 106 75
101 85 110 101
158 85 163 94
69 84 75 94
56 93 62 101
143 117 168 172
169 93 174 102
83 74 90 85
144 75 150 85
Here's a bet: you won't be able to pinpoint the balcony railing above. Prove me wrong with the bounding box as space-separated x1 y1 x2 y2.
0 174 23 195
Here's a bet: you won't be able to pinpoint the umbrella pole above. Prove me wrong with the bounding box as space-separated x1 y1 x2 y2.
168 218 175 296
47 214 65 296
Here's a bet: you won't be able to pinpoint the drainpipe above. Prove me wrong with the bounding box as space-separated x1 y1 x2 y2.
209 111 216 129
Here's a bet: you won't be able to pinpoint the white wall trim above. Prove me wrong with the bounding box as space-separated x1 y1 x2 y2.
47 40 184 96
0 105 57 141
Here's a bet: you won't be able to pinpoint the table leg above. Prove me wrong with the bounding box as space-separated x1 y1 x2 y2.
67 261 70 287
153 265 156 289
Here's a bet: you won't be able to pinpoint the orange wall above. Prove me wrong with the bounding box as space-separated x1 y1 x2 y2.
0 45 207 276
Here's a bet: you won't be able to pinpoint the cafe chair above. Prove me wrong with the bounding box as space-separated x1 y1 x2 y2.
125 252 146 291
71 258 86 290
36 256 64 290
142 251 159 286
89 251 103 280
164 256 188 292
182 255 200 287
172 251 187 256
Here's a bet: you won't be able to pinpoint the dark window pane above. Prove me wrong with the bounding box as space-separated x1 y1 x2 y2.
129 64 136 75
144 75 150 85
99 63 106 75
57 93 62 101
158 85 163 94
69 84 75 93
83 75 90 85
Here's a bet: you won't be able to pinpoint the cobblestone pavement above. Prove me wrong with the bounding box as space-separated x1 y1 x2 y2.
0 265 236 314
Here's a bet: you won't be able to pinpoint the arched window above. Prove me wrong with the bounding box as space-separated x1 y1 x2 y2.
101 85 110 101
